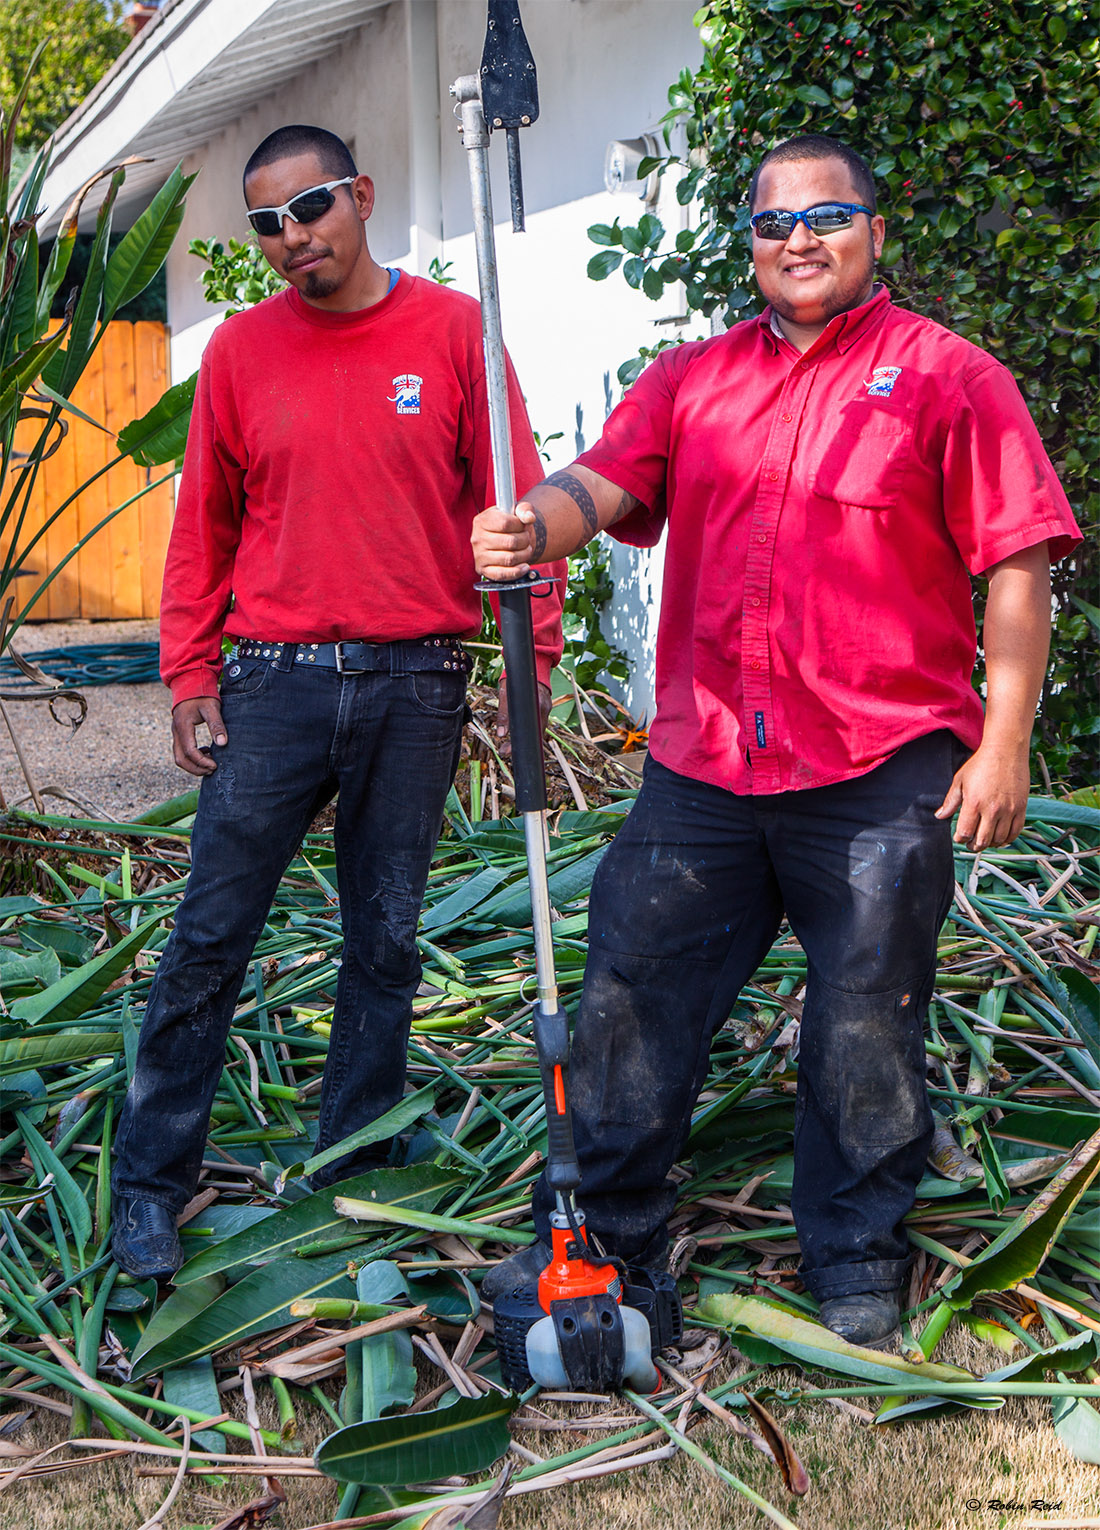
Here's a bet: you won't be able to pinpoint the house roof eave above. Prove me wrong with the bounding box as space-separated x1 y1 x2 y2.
31 0 389 237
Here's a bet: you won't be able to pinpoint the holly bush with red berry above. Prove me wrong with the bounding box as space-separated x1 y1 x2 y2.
588 0 1097 789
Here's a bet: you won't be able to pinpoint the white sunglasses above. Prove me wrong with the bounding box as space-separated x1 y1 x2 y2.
246 177 354 236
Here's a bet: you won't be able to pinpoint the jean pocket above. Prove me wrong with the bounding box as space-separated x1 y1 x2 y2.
408 670 467 716
219 657 273 698
812 399 915 510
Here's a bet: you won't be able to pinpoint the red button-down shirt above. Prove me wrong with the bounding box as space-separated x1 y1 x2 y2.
578 290 1080 795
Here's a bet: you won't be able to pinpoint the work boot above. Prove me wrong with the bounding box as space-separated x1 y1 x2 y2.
480 1240 551 1304
819 1290 900 1348
111 1197 183 1281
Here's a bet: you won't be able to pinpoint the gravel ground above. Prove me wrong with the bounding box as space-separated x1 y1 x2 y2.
0 618 184 821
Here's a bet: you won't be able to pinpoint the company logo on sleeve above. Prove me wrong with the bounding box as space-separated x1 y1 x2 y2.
864 365 902 398
389 373 423 415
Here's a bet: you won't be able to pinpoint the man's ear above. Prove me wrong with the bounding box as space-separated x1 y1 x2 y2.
353 173 375 224
870 214 886 260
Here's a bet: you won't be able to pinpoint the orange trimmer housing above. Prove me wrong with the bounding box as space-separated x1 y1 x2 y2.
537 1220 623 1313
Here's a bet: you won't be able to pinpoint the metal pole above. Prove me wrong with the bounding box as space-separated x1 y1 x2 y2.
452 77 516 520
452 74 559 1018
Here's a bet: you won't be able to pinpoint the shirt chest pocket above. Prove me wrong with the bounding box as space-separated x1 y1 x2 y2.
812 398 916 510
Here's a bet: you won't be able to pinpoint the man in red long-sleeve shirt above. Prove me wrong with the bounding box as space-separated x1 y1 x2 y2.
111 124 564 1281
474 135 1080 1346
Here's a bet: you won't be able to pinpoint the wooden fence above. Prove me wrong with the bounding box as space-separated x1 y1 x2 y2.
6 320 175 621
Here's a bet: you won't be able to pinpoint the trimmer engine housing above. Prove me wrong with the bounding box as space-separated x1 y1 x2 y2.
493 1221 683 1393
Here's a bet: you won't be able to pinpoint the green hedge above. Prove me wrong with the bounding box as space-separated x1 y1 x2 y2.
588 0 1098 788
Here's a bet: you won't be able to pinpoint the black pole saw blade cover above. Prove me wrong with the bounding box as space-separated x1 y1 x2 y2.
479 0 539 128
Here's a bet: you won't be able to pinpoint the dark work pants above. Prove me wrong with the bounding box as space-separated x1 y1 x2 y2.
533 732 964 1300
112 653 465 1210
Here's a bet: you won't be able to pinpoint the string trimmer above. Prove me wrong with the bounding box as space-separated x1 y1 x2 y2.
451 0 681 1396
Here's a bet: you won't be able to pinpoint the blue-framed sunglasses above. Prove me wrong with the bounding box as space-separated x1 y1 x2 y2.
246 177 354 237
750 202 874 240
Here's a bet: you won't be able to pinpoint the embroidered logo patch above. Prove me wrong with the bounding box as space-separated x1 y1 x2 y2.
864 365 902 398
389 373 423 414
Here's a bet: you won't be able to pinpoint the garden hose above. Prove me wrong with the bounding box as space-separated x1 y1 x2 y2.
0 642 161 688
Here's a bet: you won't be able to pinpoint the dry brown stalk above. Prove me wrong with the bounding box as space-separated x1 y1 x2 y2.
64 1438 312 1467
657 1357 760 1445
298 1445 682 1530
413 1332 481 1399
407 1348 500 1413
547 736 588 810
36 1331 115 1404
258 1307 428 1378
0 1439 83 1494
137 1462 324 1478
135 1414 190 1530
0 1389 73 1417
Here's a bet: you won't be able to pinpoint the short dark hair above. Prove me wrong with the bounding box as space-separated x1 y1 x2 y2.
748 134 876 213
243 125 357 193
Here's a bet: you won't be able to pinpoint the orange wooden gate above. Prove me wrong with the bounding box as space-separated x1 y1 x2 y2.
7 320 175 621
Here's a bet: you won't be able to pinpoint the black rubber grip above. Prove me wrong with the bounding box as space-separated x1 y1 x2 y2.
543 1096 580 1192
535 1005 580 1190
497 584 546 813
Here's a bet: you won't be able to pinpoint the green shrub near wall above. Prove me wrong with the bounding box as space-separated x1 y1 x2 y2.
589 0 1098 788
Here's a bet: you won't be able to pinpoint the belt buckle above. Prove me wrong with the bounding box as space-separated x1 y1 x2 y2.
333 641 365 675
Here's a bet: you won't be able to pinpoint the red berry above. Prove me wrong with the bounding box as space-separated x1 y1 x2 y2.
935 296 943 302
794 31 801 37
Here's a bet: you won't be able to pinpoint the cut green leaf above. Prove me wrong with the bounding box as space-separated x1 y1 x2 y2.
315 1391 518 1486
10 912 164 1025
116 369 197 467
698 1293 979 1388
175 1165 467 1284
942 1127 1100 1309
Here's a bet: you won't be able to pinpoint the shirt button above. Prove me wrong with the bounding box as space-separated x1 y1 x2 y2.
757 533 767 543
798 362 808 371
751 660 761 670
781 413 792 423
751 597 761 607
768 472 779 481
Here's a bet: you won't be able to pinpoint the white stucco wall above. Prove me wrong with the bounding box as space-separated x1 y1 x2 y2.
163 0 704 717
437 0 705 719
168 0 414 380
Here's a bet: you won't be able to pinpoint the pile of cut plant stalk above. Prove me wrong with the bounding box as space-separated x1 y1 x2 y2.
0 680 1097 1529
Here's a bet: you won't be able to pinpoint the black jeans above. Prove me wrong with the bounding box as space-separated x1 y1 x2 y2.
112 650 466 1210
533 732 964 1301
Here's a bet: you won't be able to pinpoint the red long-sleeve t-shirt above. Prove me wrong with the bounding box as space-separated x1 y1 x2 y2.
160 272 564 704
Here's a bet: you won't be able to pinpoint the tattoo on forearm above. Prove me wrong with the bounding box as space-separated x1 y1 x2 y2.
545 470 599 539
609 488 639 525
530 510 548 562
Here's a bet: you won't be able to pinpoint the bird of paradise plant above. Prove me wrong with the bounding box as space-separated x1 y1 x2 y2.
0 45 196 802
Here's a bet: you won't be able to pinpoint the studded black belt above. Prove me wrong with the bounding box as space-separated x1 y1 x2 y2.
228 636 471 675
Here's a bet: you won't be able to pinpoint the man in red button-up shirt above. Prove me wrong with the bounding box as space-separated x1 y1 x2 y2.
474 135 1081 1345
